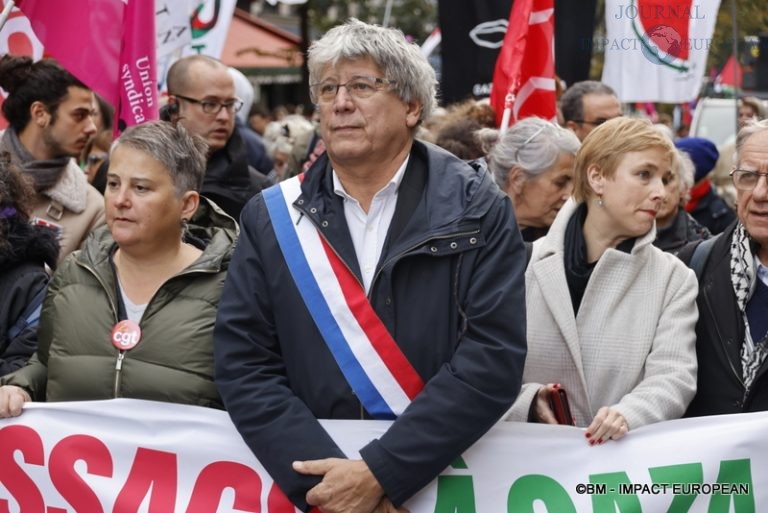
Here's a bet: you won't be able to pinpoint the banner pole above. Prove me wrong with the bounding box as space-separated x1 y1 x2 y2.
0 0 16 33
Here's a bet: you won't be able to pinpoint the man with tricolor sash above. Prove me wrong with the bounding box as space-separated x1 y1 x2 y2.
214 19 527 513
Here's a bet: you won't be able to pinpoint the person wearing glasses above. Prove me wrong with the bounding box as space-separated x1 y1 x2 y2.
505 117 698 444
487 116 580 242
214 19 527 513
166 55 271 219
560 80 623 142
682 120 768 416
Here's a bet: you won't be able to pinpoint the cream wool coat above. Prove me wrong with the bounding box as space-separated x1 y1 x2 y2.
506 199 699 429
28 159 105 264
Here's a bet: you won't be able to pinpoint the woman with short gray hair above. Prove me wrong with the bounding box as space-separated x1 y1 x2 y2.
487 117 580 241
0 121 238 414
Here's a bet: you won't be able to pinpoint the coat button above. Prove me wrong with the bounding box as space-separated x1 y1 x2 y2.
321 220 329 227
385 297 392 305
297 199 304 205
310 207 318 214
430 246 438 253
469 237 477 245
450 242 458 249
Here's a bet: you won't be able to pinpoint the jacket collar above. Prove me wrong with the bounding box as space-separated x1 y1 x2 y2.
75 196 237 285
537 197 657 260
296 140 498 257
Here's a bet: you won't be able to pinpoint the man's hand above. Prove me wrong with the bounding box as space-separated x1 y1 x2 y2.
293 458 384 513
0 385 31 418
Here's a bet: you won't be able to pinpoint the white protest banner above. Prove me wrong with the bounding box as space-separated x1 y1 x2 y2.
601 0 720 103
0 399 765 512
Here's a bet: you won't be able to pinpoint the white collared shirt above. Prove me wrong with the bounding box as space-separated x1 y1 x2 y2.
332 156 410 294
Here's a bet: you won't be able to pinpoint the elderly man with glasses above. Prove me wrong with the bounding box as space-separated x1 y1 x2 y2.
682 119 768 417
167 55 271 219
213 19 527 513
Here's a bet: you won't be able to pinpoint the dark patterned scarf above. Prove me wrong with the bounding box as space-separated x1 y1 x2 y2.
1 128 70 192
732 223 767 392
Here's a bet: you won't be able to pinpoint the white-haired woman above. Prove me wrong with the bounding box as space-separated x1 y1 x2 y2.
0 121 237 415
487 117 581 241
654 149 711 254
506 117 698 444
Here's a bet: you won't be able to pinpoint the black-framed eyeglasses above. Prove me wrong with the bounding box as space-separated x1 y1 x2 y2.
309 76 396 104
174 94 244 115
571 118 612 127
731 169 768 191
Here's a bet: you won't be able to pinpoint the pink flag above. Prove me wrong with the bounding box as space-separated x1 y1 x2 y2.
16 0 158 133
489 0 556 130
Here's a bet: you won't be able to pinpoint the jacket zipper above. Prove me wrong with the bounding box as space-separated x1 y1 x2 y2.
75 260 219 399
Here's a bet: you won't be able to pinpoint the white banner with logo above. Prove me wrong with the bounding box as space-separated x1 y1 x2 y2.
601 0 721 102
0 399 765 512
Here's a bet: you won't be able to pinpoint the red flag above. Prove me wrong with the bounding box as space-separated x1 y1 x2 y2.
718 54 742 88
15 0 158 134
490 0 556 130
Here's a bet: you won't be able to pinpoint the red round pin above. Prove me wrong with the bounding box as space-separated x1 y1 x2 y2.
111 320 141 351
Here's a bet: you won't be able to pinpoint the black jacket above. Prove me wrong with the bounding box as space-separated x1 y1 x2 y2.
689 187 736 236
0 220 58 376
203 129 273 220
214 141 527 510
681 221 768 415
654 209 710 255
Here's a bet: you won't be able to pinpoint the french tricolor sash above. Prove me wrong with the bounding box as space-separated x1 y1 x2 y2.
262 175 425 420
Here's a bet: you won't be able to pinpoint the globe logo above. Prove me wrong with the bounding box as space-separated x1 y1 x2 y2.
641 24 683 66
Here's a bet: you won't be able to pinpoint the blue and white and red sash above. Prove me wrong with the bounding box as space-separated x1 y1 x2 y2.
262 175 424 420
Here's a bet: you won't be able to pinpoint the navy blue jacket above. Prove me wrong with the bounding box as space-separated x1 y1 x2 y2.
213 141 527 510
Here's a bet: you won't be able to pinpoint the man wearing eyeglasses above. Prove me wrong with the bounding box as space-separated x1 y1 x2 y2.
166 55 271 219
214 19 527 513
683 119 768 417
559 80 623 142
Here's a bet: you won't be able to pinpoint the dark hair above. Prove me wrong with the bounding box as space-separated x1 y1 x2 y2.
435 118 486 160
0 157 35 253
0 55 89 132
559 80 617 123
94 93 114 131
248 103 271 119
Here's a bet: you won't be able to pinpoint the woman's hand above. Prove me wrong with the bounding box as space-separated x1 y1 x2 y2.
585 406 628 445
0 385 31 417
533 383 561 424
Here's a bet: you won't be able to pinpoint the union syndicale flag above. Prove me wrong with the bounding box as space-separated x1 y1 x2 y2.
15 0 158 133
489 0 556 130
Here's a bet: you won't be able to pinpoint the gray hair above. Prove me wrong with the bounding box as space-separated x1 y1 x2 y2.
307 18 437 124
560 80 617 123
675 149 695 196
487 117 580 188
110 121 208 195
735 119 768 166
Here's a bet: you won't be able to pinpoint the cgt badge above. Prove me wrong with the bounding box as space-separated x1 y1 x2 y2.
111 320 142 351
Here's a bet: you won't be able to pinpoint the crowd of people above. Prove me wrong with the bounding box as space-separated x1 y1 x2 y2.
0 17 767 513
